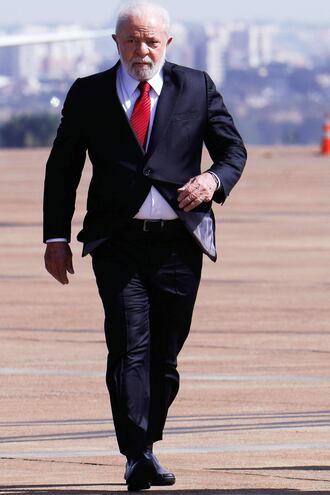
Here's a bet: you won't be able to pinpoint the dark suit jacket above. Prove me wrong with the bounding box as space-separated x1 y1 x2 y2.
43 60 247 261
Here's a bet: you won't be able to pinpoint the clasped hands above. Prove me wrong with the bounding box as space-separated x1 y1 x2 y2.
44 172 217 285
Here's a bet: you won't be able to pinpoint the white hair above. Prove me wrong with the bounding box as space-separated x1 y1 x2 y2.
116 1 171 34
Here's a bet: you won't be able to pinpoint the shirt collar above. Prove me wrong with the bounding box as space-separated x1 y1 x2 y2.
118 63 164 97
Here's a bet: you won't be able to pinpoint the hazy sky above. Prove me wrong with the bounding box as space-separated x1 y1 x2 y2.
1 0 329 26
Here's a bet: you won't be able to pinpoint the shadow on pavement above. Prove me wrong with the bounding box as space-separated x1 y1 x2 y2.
1 487 330 495
210 466 330 472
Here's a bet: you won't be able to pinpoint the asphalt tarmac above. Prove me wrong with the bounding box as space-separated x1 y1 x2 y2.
0 147 329 493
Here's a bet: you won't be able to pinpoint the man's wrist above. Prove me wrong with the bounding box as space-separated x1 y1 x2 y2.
207 171 221 190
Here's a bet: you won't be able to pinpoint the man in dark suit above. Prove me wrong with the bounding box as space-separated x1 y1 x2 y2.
43 2 247 491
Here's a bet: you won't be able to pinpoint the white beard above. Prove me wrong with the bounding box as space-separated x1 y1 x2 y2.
120 52 166 81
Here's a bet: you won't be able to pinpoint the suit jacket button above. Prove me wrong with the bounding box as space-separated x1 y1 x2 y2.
144 168 151 176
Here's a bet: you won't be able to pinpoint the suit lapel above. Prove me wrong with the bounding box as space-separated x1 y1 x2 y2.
147 61 184 158
100 62 146 158
99 61 183 159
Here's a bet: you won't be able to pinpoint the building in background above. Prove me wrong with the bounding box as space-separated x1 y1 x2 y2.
0 20 329 145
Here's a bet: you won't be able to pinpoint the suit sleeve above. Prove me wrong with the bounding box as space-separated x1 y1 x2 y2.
43 79 87 243
203 72 247 204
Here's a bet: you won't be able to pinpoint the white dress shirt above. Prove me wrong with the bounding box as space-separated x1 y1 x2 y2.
116 64 178 220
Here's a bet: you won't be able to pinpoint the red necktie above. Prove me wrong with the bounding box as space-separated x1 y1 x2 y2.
130 81 151 149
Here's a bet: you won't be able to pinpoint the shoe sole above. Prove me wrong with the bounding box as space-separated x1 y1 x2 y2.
127 482 150 492
150 475 176 486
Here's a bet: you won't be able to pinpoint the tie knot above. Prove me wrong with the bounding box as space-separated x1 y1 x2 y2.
139 81 151 95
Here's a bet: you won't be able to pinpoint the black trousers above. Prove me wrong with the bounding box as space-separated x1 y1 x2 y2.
91 220 203 457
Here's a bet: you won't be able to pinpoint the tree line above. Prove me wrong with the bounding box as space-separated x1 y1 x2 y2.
0 113 59 148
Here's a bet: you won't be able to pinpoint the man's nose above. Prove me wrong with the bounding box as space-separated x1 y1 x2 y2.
135 42 149 57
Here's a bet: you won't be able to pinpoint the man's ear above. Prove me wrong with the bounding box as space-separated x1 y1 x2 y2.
166 37 173 47
112 34 119 53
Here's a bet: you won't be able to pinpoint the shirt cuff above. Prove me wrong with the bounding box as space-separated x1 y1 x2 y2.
46 238 68 243
207 171 221 190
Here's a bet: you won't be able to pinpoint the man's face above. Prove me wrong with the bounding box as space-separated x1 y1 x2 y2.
112 13 172 80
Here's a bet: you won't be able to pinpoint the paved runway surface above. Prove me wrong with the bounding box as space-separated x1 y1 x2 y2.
0 147 329 493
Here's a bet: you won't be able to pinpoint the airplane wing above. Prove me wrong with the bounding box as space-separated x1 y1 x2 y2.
0 29 111 48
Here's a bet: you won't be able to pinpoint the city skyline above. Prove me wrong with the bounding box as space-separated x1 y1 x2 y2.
1 0 330 27
1 8 329 147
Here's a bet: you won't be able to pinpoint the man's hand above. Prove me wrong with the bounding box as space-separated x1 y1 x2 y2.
177 172 218 212
44 242 74 285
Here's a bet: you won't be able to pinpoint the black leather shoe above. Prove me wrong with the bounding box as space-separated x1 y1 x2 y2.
124 456 151 492
144 451 176 486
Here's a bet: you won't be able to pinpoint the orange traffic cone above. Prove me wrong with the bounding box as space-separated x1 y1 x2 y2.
321 114 330 155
